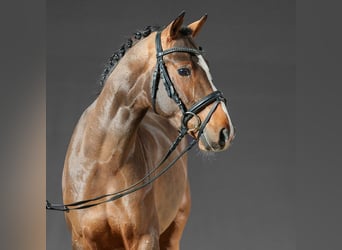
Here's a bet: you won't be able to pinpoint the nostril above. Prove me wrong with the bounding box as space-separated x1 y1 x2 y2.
219 128 229 146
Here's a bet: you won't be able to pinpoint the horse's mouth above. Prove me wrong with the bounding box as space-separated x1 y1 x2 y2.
189 129 233 152
198 135 227 152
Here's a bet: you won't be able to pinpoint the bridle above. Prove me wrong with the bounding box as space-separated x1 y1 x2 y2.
152 31 225 131
46 30 226 212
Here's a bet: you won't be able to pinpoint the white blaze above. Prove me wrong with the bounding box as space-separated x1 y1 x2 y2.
197 55 234 139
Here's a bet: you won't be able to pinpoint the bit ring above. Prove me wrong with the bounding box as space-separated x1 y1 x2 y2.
182 111 202 132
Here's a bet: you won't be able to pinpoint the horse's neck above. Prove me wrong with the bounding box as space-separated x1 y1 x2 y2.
80 64 151 166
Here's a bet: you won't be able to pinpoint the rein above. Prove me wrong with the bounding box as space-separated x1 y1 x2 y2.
46 30 226 212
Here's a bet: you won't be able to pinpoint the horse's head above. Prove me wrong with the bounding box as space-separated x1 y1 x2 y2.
151 12 235 152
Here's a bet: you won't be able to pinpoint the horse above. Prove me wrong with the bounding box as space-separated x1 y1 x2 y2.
61 12 235 249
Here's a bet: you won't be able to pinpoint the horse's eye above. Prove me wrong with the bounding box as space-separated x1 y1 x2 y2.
177 68 191 76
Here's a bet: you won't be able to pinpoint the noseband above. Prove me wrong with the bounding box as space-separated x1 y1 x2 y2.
46 30 227 212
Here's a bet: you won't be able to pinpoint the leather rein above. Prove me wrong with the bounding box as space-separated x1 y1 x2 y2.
46 31 226 212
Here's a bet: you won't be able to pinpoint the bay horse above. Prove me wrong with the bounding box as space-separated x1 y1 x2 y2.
61 12 234 249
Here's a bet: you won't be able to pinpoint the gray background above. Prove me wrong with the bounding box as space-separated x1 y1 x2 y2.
47 0 295 249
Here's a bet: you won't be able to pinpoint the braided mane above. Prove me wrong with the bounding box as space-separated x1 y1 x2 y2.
99 25 160 87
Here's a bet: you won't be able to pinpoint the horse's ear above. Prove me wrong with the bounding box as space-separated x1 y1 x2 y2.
187 14 208 38
165 11 186 40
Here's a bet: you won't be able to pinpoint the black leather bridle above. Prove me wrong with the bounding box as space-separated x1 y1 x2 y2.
152 31 226 132
46 30 227 211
